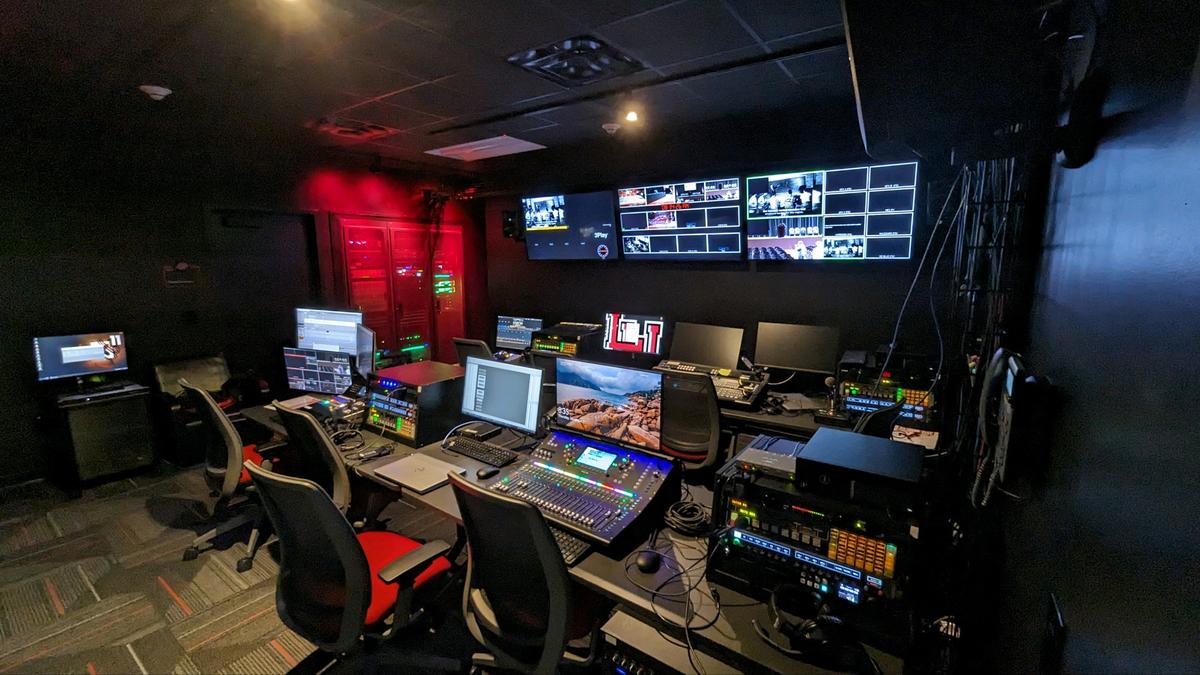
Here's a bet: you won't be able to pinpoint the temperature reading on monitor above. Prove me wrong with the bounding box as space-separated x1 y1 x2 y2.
746 162 917 261
618 177 742 260
577 447 618 472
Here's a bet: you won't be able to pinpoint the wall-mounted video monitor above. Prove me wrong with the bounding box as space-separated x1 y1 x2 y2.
617 177 742 260
745 162 918 261
523 191 616 261
603 313 666 355
33 332 128 382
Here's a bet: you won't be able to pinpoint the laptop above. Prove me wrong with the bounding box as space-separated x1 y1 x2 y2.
374 454 466 494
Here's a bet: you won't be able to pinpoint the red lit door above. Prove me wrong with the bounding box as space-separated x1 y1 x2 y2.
337 215 465 364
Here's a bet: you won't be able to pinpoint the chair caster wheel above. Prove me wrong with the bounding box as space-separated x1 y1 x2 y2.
182 547 199 561
236 558 253 573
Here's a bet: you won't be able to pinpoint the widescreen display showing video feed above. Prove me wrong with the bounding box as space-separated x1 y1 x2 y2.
556 360 662 451
522 191 616 261
745 162 918 261
603 313 666 355
618 177 742 260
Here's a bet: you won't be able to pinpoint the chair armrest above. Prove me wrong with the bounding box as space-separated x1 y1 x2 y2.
379 540 451 586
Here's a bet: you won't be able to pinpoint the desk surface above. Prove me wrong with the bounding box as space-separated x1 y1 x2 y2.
243 404 902 674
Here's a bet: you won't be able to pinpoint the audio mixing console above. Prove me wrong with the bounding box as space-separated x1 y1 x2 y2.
485 430 678 545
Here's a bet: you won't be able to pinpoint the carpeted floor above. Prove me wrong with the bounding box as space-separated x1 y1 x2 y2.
0 462 463 674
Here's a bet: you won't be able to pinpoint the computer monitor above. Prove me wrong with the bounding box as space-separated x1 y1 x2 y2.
522 191 617 261
495 315 544 350
602 313 666 355
668 322 744 371
754 322 840 374
556 359 662 451
461 356 543 434
33 332 129 382
618 177 742 260
283 347 353 395
295 307 363 353
745 161 918 261
355 324 376 377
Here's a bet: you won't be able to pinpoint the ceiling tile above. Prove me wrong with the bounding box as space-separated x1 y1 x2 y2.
597 0 758 68
549 0 678 29
439 63 568 108
379 83 491 119
401 0 581 58
304 58 425 98
347 18 475 80
724 0 843 42
680 61 796 103
340 100 444 131
778 46 851 81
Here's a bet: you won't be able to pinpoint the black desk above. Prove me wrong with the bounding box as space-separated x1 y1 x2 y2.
243 406 902 674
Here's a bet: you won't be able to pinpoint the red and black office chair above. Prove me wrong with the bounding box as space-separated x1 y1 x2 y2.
179 379 278 572
244 462 454 669
661 371 724 471
449 472 611 674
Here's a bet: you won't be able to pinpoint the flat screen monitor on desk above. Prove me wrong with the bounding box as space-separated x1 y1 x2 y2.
495 315 544 350
33 332 129 381
556 359 662 452
753 322 840 374
603 313 666 355
295 307 363 354
461 356 543 434
668 322 744 371
283 347 353 395
355 324 376 377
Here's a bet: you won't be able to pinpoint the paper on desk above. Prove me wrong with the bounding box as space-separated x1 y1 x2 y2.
892 425 939 449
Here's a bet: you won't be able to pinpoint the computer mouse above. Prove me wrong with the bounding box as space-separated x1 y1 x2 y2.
476 467 500 480
635 550 662 574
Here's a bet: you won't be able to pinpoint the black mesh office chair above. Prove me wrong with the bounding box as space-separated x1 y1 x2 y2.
449 473 610 674
245 462 453 667
661 371 724 470
453 338 494 365
179 379 277 572
272 402 351 510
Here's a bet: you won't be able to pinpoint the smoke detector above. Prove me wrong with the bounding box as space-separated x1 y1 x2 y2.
138 85 172 101
602 123 621 135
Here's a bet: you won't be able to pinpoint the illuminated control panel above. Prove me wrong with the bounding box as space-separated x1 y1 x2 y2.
840 380 932 422
486 430 677 546
366 389 417 441
532 338 578 356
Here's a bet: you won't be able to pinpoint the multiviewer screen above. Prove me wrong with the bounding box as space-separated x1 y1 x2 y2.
746 161 918 261
618 177 742 260
283 347 353 395
495 315 544 350
461 357 543 434
523 191 616 261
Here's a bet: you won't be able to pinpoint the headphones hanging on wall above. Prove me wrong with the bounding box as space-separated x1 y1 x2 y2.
751 585 881 674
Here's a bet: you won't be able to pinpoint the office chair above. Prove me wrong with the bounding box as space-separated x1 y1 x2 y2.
453 337 494 365
245 462 454 668
661 371 724 471
449 473 610 674
272 402 351 510
179 379 278 572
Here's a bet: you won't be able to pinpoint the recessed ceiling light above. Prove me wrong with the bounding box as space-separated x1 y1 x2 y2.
138 85 172 101
625 110 639 122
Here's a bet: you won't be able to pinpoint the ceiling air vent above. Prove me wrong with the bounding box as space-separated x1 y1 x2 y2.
507 35 645 87
311 117 398 141
425 135 546 161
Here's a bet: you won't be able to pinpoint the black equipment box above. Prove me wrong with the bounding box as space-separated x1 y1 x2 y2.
54 385 156 494
366 361 464 447
531 322 602 357
710 430 924 652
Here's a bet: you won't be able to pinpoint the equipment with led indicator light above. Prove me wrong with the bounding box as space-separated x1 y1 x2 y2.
365 361 463 447
530 322 602 357
482 430 679 546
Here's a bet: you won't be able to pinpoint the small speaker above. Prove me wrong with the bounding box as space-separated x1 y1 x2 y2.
501 210 523 240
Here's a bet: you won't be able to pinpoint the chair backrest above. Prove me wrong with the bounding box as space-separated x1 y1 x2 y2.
449 473 571 673
453 338 494 365
661 371 722 470
155 356 230 399
272 402 352 510
179 378 243 496
245 462 370 654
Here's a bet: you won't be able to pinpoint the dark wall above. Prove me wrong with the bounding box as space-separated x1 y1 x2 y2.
995 3 1200 672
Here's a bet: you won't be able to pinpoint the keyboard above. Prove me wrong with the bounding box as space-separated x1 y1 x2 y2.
445 435 518 467
550 526 592 566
